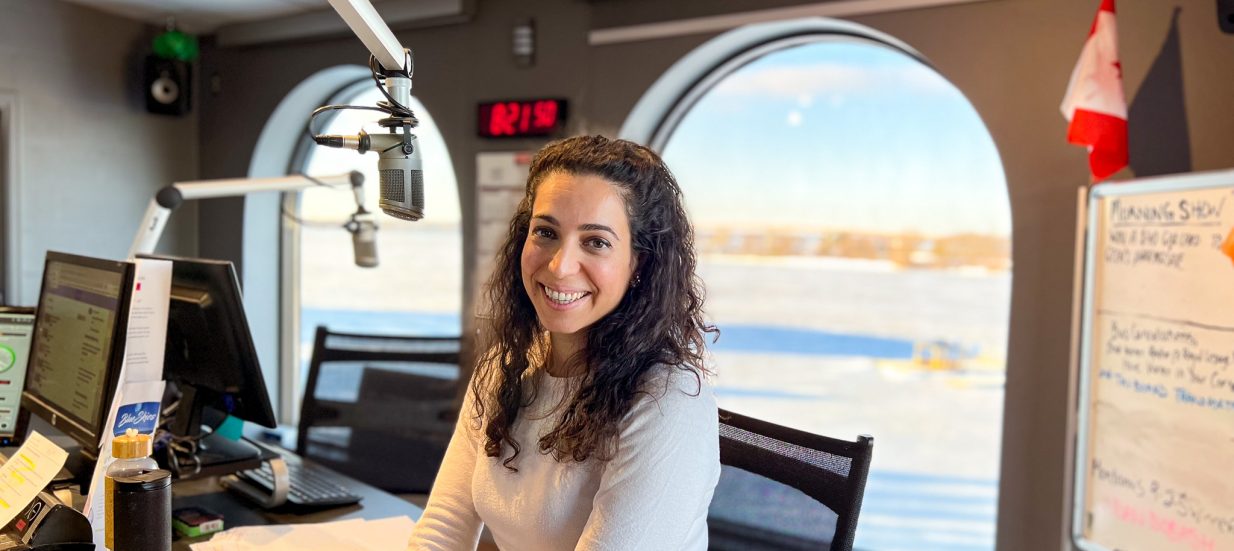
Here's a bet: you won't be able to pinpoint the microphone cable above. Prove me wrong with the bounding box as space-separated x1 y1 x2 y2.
368 51 418 126
306 50 419 146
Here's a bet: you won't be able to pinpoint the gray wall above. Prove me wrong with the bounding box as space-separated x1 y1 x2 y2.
0 0 199 306
194 0 1234 548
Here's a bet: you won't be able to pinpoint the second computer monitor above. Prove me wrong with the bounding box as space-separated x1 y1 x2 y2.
151 255 277 437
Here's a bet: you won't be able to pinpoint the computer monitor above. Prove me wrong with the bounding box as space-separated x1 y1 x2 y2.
0 307 35 445
22 252 134 459
141 254 276 476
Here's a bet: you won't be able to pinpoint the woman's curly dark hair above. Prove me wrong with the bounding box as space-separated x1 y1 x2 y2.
471 135 717 471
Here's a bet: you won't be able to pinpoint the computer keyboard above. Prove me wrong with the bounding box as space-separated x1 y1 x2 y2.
234 455 363 508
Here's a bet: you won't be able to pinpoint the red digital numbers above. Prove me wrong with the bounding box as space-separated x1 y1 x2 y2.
532 100 557 130
487 102 516 136
479 99 565 137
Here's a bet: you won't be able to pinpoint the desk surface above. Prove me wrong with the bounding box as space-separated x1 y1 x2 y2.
10 421 424 549
170 453 424 550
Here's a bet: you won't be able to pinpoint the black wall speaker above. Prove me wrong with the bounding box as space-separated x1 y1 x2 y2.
144 56 191 116
1220 0 1234 33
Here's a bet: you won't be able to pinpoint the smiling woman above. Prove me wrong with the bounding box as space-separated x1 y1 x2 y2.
409 136 722 551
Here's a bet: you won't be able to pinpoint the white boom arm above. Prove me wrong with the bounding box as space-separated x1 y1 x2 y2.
328 0 408 72
127 173 357 258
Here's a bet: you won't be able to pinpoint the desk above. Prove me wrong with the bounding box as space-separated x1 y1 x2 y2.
170 450 423 550
9 420 424 549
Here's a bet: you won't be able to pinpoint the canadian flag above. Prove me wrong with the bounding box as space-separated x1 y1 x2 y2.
1060 0 1128 182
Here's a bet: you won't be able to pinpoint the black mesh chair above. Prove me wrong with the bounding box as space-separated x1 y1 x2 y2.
297 326 462 494
709 409 873 551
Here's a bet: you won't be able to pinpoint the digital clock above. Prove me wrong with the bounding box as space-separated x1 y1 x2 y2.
477 99 567 138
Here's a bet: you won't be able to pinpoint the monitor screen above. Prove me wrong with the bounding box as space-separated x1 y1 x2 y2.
151 254 276 434
22 252 133 452
0 307 34 439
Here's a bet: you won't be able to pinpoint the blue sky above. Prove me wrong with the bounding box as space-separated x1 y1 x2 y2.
301 41 1010 238
663 41 1010 237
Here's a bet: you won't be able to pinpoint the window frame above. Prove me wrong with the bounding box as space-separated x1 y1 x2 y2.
618 18 1011 548
279 77 371 423
239 64 373 423
279 78 462 423
619 18 928 150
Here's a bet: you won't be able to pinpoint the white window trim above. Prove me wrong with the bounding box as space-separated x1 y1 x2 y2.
279 79 463 425
248 64 370 423
280 77 381 425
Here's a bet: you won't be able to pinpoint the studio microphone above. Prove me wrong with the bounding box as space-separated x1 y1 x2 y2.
378 133 423 221
342 169 378 268
314 130 424 221
346 210 379 268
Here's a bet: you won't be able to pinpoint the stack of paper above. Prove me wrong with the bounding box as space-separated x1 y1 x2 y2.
189 517 415 550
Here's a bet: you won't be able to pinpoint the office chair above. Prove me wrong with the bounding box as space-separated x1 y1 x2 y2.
709 409 873 551
298 326 462 494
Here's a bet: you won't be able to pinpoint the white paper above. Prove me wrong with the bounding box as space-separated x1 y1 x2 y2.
189 516 415 551
0 432 68 528
83 258 172 550
361 517 417 549
119 258 172 382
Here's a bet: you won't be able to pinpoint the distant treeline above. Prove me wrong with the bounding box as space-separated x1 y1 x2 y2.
694 227 1011 271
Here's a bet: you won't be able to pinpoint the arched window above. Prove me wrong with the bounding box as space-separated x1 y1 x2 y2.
288 83 462 412
625 21 1009 550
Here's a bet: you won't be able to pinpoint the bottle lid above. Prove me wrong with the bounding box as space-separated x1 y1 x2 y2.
113 469 171 492
112 428 153 459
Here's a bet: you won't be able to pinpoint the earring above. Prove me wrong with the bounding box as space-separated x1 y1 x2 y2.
631 275 642 288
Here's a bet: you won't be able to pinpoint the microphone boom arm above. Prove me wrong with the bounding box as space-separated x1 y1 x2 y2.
319 0 424 222
327 0 407 74
127 172 361 258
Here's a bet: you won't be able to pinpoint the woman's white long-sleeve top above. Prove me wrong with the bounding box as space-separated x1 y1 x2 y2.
408 366 721 551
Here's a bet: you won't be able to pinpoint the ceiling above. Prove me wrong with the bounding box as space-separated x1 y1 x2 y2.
59 0 332 34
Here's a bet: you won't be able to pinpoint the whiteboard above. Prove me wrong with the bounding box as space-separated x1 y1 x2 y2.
1074 169 1234 551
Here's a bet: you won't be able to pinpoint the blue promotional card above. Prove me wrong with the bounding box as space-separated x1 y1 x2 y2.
114 401 160 436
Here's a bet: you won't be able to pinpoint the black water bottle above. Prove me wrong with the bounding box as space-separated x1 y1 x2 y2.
106 429 167 550
111 469 172 550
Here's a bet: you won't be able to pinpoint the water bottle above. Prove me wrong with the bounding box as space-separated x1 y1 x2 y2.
105 428 170 550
